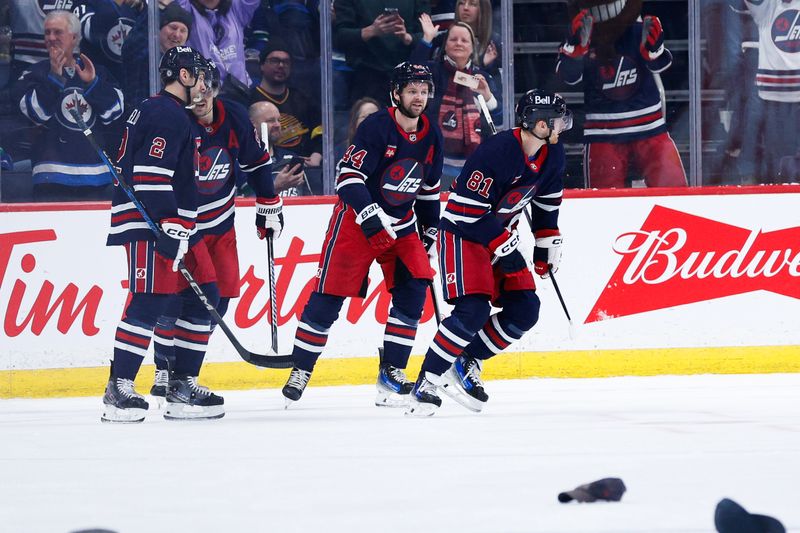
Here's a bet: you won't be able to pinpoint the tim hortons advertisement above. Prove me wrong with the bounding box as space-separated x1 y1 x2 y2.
2 189 800 371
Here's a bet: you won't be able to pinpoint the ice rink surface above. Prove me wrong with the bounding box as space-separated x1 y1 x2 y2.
1 373 798 533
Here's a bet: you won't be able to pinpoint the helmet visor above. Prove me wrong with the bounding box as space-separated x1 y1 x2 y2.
551 110 573 134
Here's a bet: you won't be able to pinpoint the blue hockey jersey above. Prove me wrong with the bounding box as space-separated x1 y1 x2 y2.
195 98 274 235
107 92 203 246
442 128 564 246
74 0 140 83
335 107 444 237
16 58 124 187
556 22 672 143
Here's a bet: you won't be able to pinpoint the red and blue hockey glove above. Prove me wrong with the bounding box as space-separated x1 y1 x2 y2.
421 226 438 259
640 15 665 60
560 9 593 59
156 218 194 272
356 203 397 252
533 229 563 278
490 230 527 275
256 196 284 240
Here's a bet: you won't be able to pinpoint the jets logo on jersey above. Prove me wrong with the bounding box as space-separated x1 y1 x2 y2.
495 185 537 222
103 18 134 62
598 55 640 100
197 146 233 195
59 90 93 131
442 111 458 130
772 10 800 53
381 157 424 206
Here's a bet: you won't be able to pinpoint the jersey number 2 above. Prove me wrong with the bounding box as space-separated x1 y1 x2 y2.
342 144 367 169
149 137 166 159
466 171 493 198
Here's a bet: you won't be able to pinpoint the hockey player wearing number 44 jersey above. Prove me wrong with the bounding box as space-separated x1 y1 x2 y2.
281 63 444 408
406 89 570 416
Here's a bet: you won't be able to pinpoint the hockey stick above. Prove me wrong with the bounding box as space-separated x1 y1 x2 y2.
476 94 497 136
547 266 576 339
71 109 293 368
266 234 279 354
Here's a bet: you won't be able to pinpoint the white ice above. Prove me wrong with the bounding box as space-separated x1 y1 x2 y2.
1 374 798 533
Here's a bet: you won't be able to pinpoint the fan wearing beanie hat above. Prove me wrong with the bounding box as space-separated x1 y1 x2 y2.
120 0 195 109
159 3 193 53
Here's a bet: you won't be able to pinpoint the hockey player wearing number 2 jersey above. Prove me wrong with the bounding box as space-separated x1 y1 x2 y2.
101 47 224 423
406 90 570 416
281 63 444 408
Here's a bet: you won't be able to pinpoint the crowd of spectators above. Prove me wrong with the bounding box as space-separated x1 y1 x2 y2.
0 0 796 203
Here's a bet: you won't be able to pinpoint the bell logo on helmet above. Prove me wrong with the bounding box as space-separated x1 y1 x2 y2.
534 95 552 105
175 46 192 53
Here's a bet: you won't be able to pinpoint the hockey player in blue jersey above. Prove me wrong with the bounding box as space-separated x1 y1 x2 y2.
406 89 571 416
148 60 283 402
101 46 225 423
281 63 444 407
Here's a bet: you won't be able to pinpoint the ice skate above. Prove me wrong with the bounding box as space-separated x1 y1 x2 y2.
405 372 442 417
375 363 414 407
440 355 488 412
164 375 225 420
282 368 312 408
101 374 149 423
150 368 169 408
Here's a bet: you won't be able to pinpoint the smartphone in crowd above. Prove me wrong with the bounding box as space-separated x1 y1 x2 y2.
383 7 399 16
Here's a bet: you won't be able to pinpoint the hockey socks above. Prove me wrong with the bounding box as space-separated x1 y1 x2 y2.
291 292 344 372
421 295 489 376
464 290 540 361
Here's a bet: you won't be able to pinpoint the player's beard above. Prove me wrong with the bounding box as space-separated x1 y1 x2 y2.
397 100 426 119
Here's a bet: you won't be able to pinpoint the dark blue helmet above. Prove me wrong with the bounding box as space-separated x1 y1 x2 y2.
159 46 207 87
515 89 572 132
390 62 434 105
205 58 222 94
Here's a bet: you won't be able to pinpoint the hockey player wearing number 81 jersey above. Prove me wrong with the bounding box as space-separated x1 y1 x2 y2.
406 89 569 416
281 63 444 408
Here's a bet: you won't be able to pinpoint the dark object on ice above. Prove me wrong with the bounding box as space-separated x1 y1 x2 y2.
714 498 785 533
558 477 626 503
69 530 118 532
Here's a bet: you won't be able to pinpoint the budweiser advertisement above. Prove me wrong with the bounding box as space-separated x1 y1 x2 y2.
2 188 800 372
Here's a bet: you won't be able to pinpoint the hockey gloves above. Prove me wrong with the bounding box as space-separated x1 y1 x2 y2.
533 229 563 278
490 230 527 275
561 9 593 59
157 219 194 272
356 203 397 252
421 226 438 259
256 196 284 240
640 15 665 60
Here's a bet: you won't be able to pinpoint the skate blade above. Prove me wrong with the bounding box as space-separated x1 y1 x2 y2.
440 372 485 413
404 399 439 417
101 405 146 423
284 397 295 409
151 395 166 410
163 403 225 421
375 389 410 408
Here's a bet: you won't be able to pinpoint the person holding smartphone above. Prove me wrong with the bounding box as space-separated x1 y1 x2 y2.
249 100 313 195
333 0 430 105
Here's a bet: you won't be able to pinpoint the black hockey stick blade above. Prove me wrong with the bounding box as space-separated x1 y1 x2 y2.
69 108 293 369
179 265 294 368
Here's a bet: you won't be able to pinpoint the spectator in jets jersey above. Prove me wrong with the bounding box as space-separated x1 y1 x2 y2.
15 10 124 201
